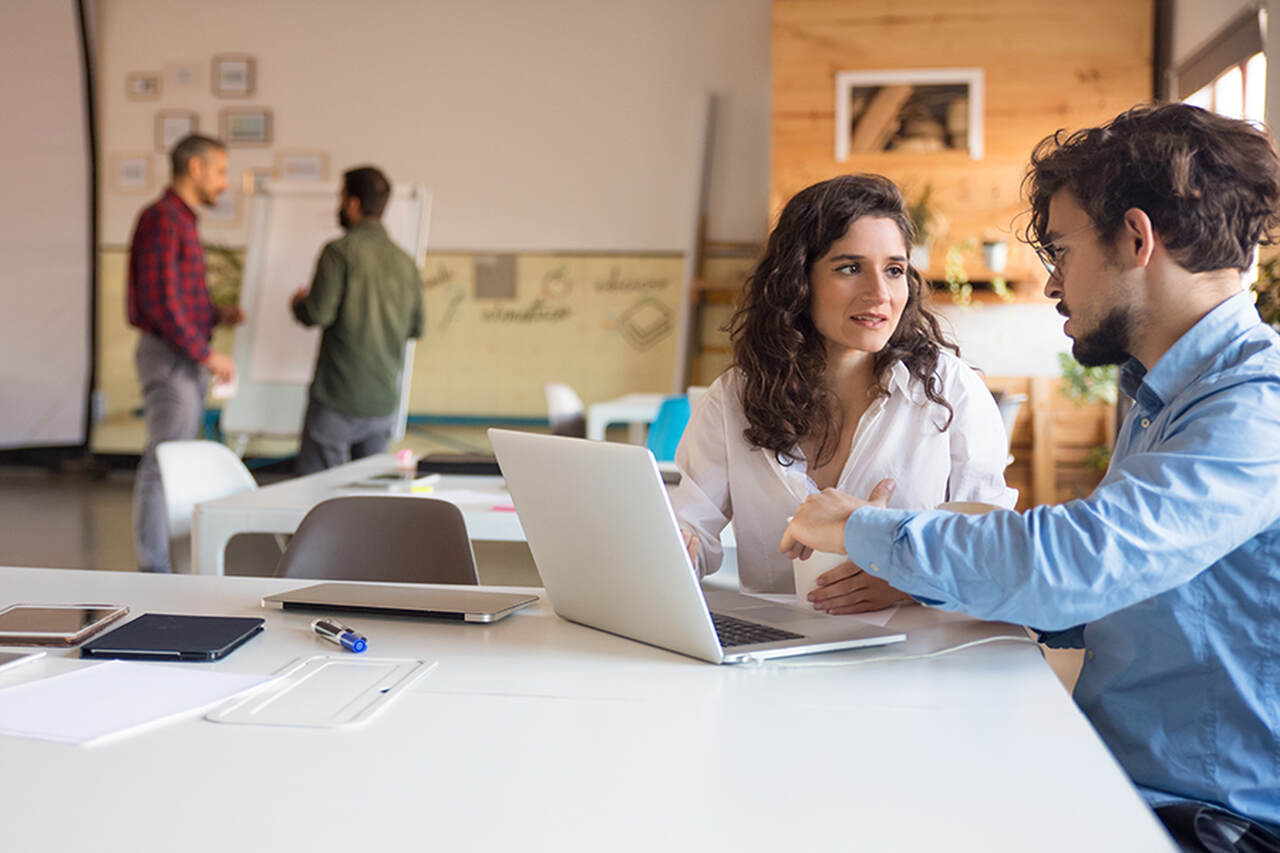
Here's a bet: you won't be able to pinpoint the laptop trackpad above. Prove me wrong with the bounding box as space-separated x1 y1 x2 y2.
704 590 817 628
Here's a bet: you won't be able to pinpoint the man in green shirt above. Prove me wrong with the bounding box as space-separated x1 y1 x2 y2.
290 166 424 473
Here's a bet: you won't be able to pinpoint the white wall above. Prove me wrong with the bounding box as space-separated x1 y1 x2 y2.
96 0 771 251
0 0 92 448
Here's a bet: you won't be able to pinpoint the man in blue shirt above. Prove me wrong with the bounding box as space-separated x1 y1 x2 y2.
783 103 1280 852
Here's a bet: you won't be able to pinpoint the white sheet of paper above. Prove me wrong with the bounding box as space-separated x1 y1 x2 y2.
758 594 900 628
427 489 512 507
0 661 276 746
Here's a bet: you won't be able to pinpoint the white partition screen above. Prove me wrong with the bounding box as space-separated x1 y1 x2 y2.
0 0 93 449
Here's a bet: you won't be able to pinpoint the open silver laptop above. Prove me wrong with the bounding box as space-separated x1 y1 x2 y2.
489 429 905 664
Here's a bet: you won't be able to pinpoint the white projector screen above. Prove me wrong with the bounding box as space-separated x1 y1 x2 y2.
0 0 93 449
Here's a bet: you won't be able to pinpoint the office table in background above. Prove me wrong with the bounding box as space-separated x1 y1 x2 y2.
191 453 738 576
0 566 1174 852
586 392 666 442
192 455 521 576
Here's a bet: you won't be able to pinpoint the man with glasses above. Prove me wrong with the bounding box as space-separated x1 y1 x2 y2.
782 103 1280 851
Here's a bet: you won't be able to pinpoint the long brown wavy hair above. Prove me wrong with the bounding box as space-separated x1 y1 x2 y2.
728 174 958 467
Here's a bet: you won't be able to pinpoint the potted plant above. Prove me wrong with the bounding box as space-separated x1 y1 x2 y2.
907 184 943 271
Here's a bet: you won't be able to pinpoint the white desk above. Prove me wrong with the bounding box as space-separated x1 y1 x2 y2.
586 392 666 442
192 454 737 577
0 567 1173 852
192 455 522 576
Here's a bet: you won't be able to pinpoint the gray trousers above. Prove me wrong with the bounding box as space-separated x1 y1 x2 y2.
296 397 396 475
132 334 208 573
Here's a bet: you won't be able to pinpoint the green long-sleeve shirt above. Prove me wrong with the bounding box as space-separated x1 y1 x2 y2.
292 220 424 417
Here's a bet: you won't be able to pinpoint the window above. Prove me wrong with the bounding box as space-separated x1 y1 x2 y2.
1184 51 1266 122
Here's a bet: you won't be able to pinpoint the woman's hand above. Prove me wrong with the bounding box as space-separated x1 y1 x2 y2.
806 560 911 614
680 529 701 566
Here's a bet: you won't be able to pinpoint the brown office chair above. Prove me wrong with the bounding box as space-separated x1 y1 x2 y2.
273 496 480 584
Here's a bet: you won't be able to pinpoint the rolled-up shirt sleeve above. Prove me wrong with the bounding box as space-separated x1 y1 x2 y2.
845 379 1280 630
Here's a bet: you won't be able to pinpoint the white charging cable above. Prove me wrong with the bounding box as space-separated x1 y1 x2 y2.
753 634 1038 668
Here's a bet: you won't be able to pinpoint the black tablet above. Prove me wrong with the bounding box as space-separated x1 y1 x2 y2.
79 613 265 661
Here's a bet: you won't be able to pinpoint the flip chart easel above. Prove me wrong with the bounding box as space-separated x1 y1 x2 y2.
221 181 432 453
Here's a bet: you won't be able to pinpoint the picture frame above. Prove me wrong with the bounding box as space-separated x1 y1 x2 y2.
241 166 275 196
212 54 255 98
834 68 984 161
110 154 153 194
219 107 272 146
274 149 329 181
125 72 162 101
154 110 199 153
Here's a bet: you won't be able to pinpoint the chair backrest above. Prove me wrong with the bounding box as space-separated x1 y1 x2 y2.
646 396 692 462
544 382 586 438
156 440 258 540
273 496 480 585
155 440 259 574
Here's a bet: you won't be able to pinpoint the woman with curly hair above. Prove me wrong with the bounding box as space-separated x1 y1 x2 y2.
671 173 1015 613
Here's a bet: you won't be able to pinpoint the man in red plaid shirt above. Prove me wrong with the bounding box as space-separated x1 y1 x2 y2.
127 135 244 572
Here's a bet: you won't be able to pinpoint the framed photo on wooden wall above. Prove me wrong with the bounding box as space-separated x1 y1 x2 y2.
212 54 255 98
219 107 272 146
835 68 984 161
155 110 198 153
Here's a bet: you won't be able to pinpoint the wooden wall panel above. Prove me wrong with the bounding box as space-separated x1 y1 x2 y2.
772 0 1153 286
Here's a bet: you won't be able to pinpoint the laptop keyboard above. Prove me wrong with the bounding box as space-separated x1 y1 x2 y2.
710 612 804 648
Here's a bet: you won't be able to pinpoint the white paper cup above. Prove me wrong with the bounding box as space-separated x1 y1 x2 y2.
792 549 849 604
935 501 1004 515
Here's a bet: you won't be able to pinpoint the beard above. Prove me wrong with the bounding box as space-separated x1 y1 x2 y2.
338 208 352 230
1065 303 1133 367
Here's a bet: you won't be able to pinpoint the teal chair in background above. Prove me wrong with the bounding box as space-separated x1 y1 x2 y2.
646 396 691 462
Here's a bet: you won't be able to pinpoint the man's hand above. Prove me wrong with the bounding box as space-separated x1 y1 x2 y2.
805 559 911 614
290 286 308 309
216 304 245 326
780 478 895 559
202 351 236 384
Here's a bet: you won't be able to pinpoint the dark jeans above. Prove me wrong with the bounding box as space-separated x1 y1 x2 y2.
296 397 396 475
1157 803 1280 853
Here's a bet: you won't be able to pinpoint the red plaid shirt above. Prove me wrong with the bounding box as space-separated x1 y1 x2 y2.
126 189 215 363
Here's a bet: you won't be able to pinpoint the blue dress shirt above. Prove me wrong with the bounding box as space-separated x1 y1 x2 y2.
844 291 1280 830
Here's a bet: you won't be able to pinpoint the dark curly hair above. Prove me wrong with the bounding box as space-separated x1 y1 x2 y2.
728 173 958 467
1023 103 1280 271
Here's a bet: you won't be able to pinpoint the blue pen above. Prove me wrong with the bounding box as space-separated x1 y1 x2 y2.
311 617 368 653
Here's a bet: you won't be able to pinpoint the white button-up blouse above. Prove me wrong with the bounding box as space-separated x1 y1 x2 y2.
671 352 1018 593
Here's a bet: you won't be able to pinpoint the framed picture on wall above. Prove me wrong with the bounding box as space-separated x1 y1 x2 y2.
212 54 255 98
274 149 329 181
110 154 153 194
834 68 984 161
125 72 162 100
241 166 275 195
219 107 272 146
154 110 199 153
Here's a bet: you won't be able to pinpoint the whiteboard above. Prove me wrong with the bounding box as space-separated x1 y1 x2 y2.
222 182 431 439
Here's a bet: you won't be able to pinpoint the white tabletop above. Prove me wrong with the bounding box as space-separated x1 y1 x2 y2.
0 567 1173 852
192 455 523 575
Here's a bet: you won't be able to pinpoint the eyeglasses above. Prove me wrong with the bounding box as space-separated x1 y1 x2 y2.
1033 223 1097 278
